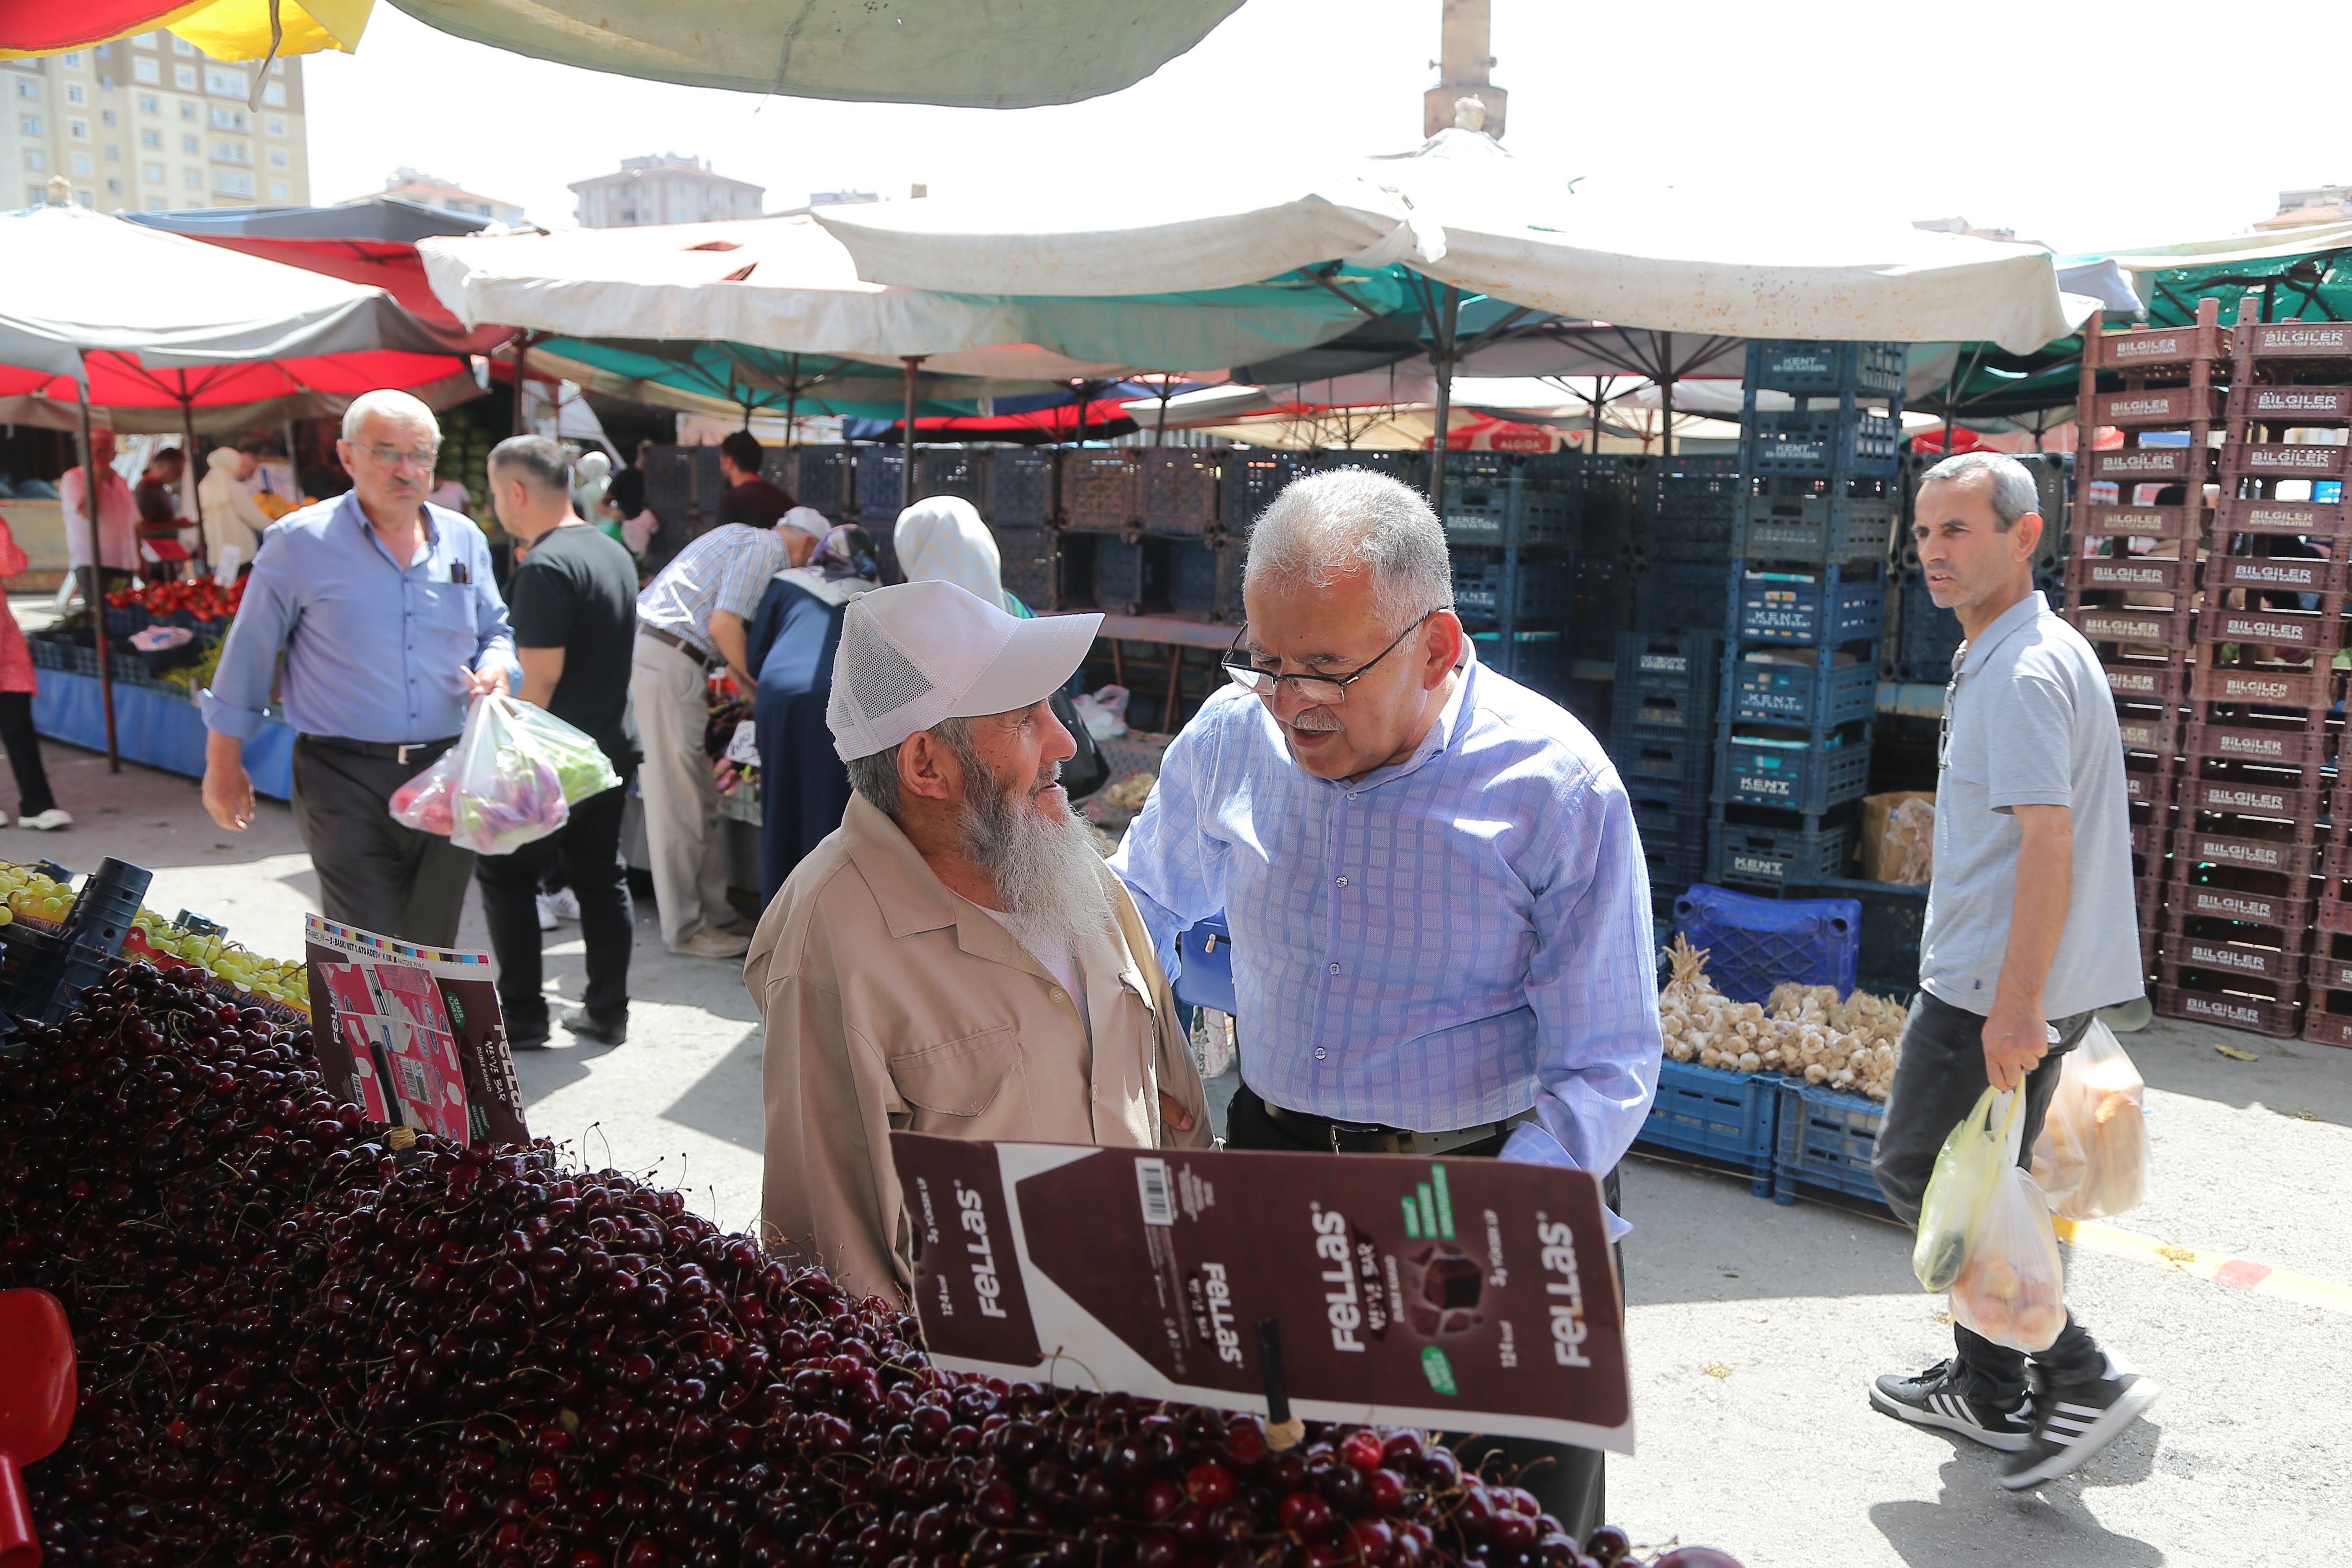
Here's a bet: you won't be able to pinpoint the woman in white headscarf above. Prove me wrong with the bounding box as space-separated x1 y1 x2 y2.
892 494 1107 798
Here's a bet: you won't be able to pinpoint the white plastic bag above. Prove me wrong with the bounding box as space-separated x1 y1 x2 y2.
1950 1160 2068 1352
1070 684 1131 740
2031 1019 2149 1220
389 695 620 856
1912 1086 2012 1292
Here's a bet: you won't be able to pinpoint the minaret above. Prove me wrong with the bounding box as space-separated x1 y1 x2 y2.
1422 0 1506 140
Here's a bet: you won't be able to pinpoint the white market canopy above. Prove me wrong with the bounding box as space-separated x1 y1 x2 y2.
417 216 1376 378
818 129 2095 355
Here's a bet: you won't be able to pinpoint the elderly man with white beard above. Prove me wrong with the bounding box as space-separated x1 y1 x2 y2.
745 579 1210 1298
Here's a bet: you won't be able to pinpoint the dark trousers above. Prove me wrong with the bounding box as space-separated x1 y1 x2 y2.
290 737 474 948
0 692 55 816
1225 1084 1612 1540
474 777 634 1034
1872 989 2107 1403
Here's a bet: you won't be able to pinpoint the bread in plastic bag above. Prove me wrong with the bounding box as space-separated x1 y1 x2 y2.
1888 796 1935 885
2031 1019 2149 1220
1949 1160 2068 1352
1912 1086 2011 1292
389 694 622 856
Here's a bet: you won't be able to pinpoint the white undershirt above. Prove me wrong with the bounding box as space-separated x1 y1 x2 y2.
962 897 1089 1044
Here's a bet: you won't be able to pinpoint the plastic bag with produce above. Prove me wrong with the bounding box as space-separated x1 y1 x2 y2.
388 747 461 838
1911 1086 2014 1292
390 696 620 856
1949 1158 2068 1353
2031 1019 2149 1220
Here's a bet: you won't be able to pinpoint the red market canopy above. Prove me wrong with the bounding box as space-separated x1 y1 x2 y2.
0 349 479 435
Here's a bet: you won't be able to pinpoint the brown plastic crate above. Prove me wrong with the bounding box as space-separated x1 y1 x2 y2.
2202 546 2347 600
2115 703 2185 757
2174 824 2321 879
2125 755 2181 809
1136 449 1220 536
2166 868 2318 929
2068 603 2197 647
2301 1005 2352 1047
2159 929 2303 986
2222 441 2352 480
1061 452 1142 534
2066 552 2198 597
2131 818 2173 858
2085 313 2231 370
2195 603 2343 657
2155 983 2303 1038
2229 382 2352 423
2187 661 2337 710
2185 774 2323 824
2075 501 2203 541
2304 942 2352 994
2084 446 2218 485
2104 655 2193 706
2092 385 2228 426
2216 496 2352 539
2237 319 2352 361
2186 715 2336 772
2319 895 2352 936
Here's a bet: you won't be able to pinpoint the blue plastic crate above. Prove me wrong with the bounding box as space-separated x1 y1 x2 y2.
1318 449 1431 494
1630 793 1710 900
1672 882 1861 1004
1472 629 1569 694
1721 650 1878 729
987 449 1058 529
854 447 904 518
1744 340 1907 398
1635 1059 1783 1199
1705 813 1861 894
1731 565 1885 647
1773 1081 1890 1208
1173 913 1235 1016
1715 727 1873 815
1442 476 1579 549
1734 494 1897 565
786 445 858 515
1221 451 1309 536
1611 685 1711 740
1452 559 1573 627
1618 632 1721 700
1615 733 1715 794
1740 406 1902 477
917 449 988 506
1782 877 1929 995
1636 560 1732 636
1889 570 1963 683
1168 537 1244 623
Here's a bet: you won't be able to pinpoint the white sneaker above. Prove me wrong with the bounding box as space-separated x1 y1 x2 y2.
671 928 750 960
545 887 582 922
17 809 71 831
534 894 559 931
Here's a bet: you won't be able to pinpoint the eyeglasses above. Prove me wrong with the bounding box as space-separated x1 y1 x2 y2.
1221 609 1441 706
350 442 441 472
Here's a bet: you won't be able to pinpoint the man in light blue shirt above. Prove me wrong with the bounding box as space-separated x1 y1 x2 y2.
1109 467 1660 1537
201 389 516 947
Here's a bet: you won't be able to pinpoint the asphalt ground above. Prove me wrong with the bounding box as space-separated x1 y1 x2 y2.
11 737 2348 1566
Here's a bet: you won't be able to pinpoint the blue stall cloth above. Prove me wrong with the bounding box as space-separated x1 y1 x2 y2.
33 671 296 800
747 573 858 908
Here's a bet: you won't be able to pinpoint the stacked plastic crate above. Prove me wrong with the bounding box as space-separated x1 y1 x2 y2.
2062 300 2228 1007
1440 453 1578 699
1707 341 1904 893
1612 631 1720 909
2167 302 2352 1039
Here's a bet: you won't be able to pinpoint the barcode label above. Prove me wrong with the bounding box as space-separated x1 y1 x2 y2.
1135 1159 1175 1226
395 1056 429 1103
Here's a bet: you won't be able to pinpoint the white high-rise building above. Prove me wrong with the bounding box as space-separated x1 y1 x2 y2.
569 153 764 228
2 34 309 212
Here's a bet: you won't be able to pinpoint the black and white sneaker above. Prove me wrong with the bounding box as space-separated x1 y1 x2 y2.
1999 1354 2161 1490
1869 1358 2035 1452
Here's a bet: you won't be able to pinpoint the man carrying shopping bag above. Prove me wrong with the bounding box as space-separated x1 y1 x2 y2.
1868 453 2159 1490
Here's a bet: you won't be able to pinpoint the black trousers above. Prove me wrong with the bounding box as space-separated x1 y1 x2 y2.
0 692 55 816
1871 989 2107 1403
474 777 634 1034
1225 1084 1612 1541
290 737 474 948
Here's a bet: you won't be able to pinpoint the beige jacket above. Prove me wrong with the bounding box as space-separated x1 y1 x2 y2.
747 794 1211 1300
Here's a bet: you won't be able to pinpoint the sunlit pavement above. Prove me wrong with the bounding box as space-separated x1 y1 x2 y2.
15 738 2349 1565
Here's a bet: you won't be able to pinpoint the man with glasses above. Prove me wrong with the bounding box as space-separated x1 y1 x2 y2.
1109 468 1659 1538
201 389 517 947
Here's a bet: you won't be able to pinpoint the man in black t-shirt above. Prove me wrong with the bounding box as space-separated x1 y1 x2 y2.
715 430 795 529
478 436 645 1049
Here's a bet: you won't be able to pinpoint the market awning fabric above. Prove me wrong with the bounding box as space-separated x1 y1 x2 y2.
418 216 1387 374
0 350 479 434
516 339 1036 425
0 206 460 377
385 0 1241 107
818 128 2093 354
0 0 370 60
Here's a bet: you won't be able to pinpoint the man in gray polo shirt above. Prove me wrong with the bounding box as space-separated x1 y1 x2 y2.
1867 452 2159 1491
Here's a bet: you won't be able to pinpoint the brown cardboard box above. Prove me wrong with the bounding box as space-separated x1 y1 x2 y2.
1861 790 1936 883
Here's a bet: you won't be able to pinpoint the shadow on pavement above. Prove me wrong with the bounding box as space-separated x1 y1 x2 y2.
2127 1014 2352 1123
657 1025 767 1152
1618 1155 1918 1306
1869 1441 2165 1568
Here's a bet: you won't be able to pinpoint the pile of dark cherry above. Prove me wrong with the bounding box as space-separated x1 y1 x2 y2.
0 962 1737 1568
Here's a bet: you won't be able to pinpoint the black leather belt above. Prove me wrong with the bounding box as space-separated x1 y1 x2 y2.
1261 1098 1533 1156
641 625 719 668
298 733 459 766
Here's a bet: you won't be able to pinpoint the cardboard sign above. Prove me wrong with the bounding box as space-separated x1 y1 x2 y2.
892 1135 1632 1454
303 916 528 1148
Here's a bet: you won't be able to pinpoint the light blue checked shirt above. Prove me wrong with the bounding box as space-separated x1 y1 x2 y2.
636 523 787 663
1110 650 1661 1228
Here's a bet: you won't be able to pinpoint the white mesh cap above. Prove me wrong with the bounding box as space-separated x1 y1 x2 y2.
780 506 830 540
827 580 1102 761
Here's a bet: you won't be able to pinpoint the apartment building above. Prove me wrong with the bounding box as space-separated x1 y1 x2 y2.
3 34 309 212
570 153 763 228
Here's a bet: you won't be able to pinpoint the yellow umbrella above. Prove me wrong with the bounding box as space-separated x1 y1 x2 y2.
0 0 372 64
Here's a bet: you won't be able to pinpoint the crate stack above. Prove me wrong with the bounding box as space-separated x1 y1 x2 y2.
2165 302 2352 1039
1440 452 1578 700
1613 631 1720 910
1630 455 1744 641
2060 301 2229 1002
1706 340 1903 893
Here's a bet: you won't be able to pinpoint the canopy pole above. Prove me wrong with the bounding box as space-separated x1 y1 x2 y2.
1154 375 1174 445
512 330 533 436
900 356 925 513
785 353 801 449
1659 332 1674 461
1426 286 1461 511
1591 376 1605 451
1074 380 1090 448
76 380 119 773
182 398 207 575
